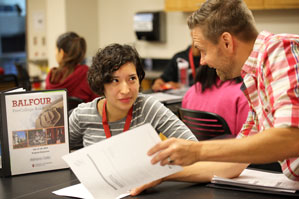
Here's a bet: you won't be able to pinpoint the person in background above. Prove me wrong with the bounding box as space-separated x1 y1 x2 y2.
152 43 202 91
0 67 4 75
131 0 299 195
69 43 197 149
182 66 249 136
45 32 98 102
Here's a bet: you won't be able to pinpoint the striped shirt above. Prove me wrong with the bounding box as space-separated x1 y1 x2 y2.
69 94 197 148
238 31 299 181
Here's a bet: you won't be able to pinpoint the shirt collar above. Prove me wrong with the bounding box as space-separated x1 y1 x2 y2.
241 31 273 78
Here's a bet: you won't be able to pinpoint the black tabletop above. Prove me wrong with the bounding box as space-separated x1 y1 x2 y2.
1 168 298 199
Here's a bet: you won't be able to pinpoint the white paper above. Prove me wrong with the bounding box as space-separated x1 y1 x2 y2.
212 168 299 193
53 184 94 199
53 183 130 199
63 123 182 199
144 92 182 103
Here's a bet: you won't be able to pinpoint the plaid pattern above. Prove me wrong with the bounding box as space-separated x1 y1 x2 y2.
238 31 299 181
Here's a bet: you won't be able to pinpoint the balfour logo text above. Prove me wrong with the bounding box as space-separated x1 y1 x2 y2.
12 98 51 107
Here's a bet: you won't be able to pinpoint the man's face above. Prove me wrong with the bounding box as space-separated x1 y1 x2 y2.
191 27 239 81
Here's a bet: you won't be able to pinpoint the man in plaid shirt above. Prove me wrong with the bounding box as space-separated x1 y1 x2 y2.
131 0 299 196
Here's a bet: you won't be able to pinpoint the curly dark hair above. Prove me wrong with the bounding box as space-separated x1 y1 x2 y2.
88 43 145 96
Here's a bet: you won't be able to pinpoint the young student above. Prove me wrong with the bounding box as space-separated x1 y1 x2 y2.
152 43 201 91
45 32 98 102
69 44 197 149
131 0 299 195
182 66 249 136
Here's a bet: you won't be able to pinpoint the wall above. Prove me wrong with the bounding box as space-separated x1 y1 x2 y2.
47 0 98 69
97 0 192 59
27 0 48 78
65 0 99 64
97 0 299 59
253 9 299 34
27 0 299 78
27 0 98 79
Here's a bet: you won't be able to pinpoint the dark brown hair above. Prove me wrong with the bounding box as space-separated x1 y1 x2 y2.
187 0 258 44
88 43 145 96
195 65 242 92
56 32 86 68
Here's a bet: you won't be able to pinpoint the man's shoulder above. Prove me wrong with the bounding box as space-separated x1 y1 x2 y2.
262 31 299 49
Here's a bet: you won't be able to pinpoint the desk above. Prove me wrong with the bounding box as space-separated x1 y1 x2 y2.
0 168 297 199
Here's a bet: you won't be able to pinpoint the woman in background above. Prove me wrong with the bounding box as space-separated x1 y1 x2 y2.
45 32 98 102
182 65 249 136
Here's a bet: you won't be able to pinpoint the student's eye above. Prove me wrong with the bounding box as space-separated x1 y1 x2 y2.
111 78 119 83
129 76 137 81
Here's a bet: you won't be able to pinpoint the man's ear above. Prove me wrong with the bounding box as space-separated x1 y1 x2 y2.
220 32 234 53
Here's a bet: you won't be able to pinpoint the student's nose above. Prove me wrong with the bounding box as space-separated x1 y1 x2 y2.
120 81 130 94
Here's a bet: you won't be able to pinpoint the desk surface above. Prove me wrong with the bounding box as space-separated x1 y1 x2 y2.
1 168 297 199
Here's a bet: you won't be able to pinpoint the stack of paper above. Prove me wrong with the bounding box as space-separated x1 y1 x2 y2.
144 92 182 104
56 123 182 199
212 169 299 193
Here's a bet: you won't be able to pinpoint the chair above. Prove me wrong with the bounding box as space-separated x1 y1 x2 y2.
0 74 18 91
15 62 31 91
67 96 84 113
178 107 232 140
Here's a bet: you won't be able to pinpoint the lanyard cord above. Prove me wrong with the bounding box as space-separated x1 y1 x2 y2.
188 47 198 80
102 100 133 138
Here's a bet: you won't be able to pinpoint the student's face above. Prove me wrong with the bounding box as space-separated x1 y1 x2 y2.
191 27 237 81
103 62 140 113
55 47 64 65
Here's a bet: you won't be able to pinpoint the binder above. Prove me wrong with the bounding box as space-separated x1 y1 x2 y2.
0 89 69 176
208 168 299 197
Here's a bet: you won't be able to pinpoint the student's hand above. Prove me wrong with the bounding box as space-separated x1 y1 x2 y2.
148 138 198 166
130 178 163 196
152 78 166 92
167 81 181 89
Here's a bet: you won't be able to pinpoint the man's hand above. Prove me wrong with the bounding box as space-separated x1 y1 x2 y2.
148 138 199 166
130 178 163 196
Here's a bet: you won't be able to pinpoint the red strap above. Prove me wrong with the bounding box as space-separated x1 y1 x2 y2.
102 100 133 138
286 159 299 178
188 47 197 80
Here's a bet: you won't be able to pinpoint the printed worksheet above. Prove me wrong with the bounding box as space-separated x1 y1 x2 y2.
62 123 182 199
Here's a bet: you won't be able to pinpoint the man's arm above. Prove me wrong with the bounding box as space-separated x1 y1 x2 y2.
149 127 299 166
131 162 248 196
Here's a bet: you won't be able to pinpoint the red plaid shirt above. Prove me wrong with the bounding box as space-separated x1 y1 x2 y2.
238 31 299 181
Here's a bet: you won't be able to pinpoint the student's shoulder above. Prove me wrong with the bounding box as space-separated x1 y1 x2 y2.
172 47 190 59
74 97 101 114
136 93 161 106
75 64 89 72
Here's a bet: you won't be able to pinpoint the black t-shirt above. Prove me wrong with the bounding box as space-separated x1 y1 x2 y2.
160 46 201 86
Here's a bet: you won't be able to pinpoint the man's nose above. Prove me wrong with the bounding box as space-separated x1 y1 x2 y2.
200 54 207 65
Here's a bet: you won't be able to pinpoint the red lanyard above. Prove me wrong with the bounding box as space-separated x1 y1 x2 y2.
102 100 133 138
188 47 197 80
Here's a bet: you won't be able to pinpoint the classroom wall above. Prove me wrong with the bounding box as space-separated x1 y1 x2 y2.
27 0 299 78
97 0 299 59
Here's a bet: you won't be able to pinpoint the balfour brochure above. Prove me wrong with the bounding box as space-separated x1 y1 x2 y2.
0 89 69 176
